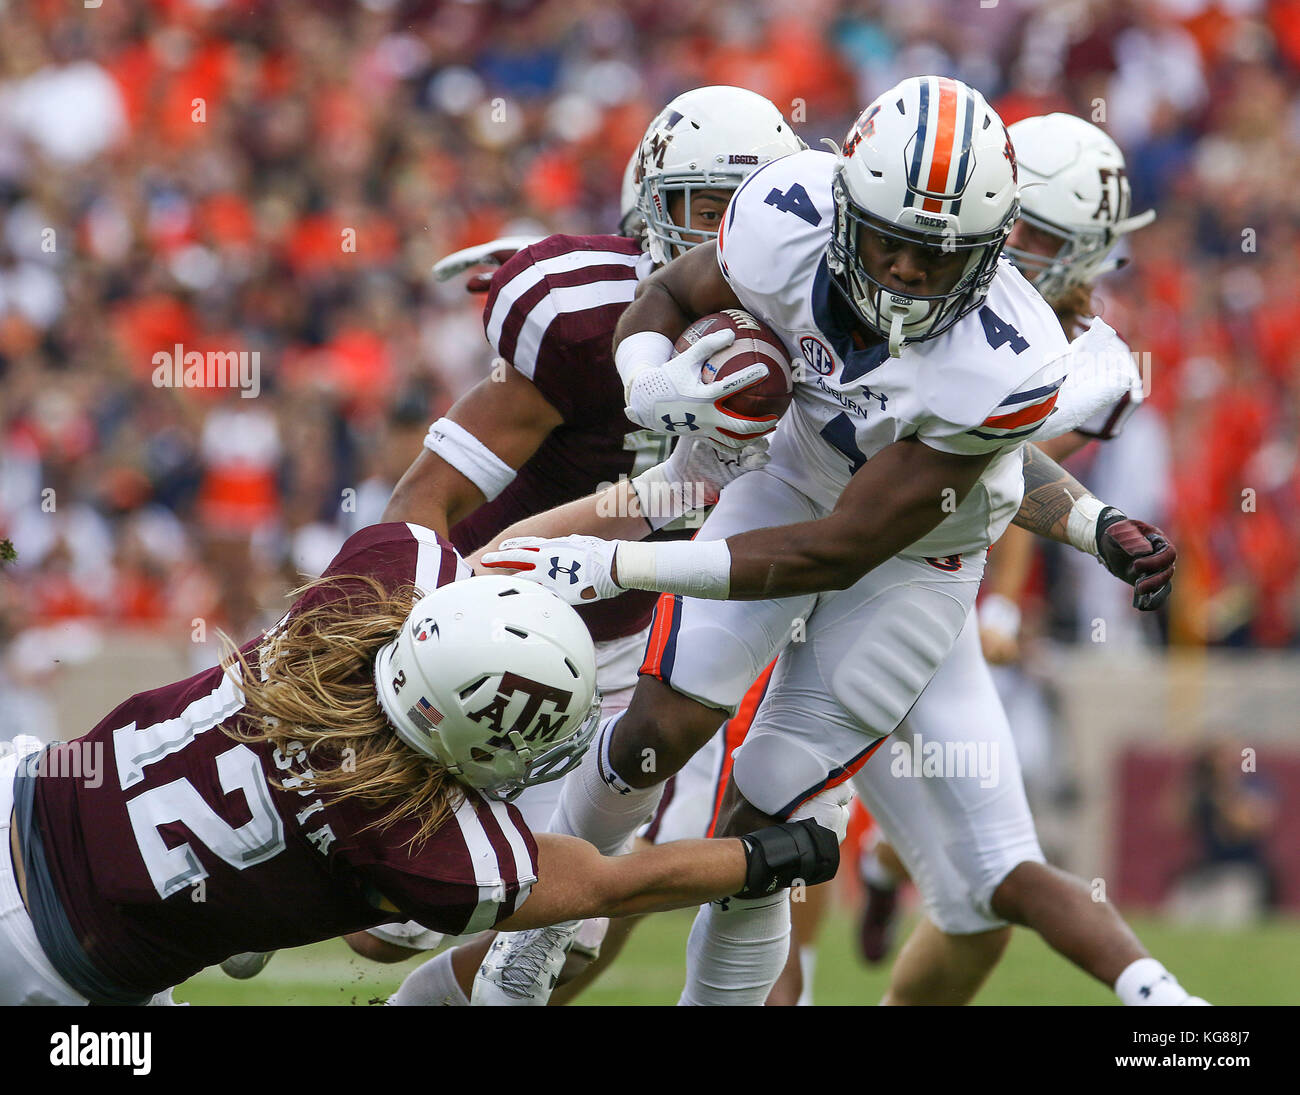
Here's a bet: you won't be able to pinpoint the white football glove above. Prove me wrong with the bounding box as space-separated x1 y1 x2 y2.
624 329 775 449
631 436 770 530
481 535 622 606
788 781 854 846
431 236 543 282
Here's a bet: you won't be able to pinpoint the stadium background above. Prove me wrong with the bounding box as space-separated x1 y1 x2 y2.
0 0 1295 1003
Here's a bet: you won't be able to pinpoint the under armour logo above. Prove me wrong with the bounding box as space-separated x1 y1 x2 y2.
1138 974 1171 999
548 557 581 583
660 412 698 432
601 768 631 795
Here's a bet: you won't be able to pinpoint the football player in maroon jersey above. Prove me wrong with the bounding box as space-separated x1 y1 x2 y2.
0 404 840 1006
315 87 805 1003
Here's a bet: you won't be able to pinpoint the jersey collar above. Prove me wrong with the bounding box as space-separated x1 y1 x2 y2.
811 257 890 384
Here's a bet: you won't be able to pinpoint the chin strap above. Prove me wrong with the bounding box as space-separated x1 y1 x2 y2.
886 309 907 356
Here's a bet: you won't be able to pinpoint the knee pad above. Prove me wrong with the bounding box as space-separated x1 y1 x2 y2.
731 732 842 820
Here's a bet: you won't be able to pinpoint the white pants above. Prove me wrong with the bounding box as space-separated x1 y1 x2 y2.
647 469 1044 927
0 751 89 1005
852 611 1045 934
649 469 984 816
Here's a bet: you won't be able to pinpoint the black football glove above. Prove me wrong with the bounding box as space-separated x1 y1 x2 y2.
1095 507 1176 611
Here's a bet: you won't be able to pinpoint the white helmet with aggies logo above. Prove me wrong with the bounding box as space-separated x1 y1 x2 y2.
1006 112 1155 301
829 75 1019 356
637 85 805 265
374 576 600 801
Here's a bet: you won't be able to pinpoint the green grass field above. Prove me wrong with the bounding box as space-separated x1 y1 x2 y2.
176 908 1298 1005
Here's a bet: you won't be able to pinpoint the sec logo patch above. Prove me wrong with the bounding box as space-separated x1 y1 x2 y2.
800 336 835 376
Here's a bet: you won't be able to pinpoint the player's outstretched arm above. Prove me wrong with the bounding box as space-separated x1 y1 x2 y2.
465 438 769 569
485 437 993 602
382 365 562 535
494 821 838 930
1012 443 1176 610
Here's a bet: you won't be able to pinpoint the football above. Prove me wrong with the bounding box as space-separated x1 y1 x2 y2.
675 309 794 429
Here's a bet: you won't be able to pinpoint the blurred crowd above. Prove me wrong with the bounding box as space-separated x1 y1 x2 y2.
2 0 1299 710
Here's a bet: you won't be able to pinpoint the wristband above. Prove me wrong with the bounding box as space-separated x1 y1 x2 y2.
423 417 515 502
1065 491 1107 558
615 331 675 398
629 465 688 532
737 819 839 899
977 593 1022 639
613 539 731 599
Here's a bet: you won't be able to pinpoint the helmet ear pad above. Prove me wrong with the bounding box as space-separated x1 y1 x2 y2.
373 576 600 801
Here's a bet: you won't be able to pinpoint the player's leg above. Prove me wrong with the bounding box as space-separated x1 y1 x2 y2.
857 824 909 963
545 469 820 859
551 667 771 1003
863 614 1204 1004
344 922 443 964
989 861 1204 1004
854 612 1043 1003
681 553 982 1006
766 878 832 1006
882 916 1010 1005
1 750 91 1006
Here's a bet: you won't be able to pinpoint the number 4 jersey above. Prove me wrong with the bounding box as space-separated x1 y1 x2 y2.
717 149 1070 558
19 523 538 1000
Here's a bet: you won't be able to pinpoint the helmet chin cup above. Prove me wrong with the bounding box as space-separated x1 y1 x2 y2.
881 292 928 357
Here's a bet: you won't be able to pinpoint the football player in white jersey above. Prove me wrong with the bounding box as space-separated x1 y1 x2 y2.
836 113 1186 1006
481 77 1180 1005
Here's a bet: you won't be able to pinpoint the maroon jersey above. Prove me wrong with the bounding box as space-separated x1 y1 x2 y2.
452 234 672 643
30 522 538 997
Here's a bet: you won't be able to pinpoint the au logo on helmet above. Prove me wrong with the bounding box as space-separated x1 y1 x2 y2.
1002 123 1018 182
842 104 880 159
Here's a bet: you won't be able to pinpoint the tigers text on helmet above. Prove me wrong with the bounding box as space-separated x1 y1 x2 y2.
828 75 1019 356
1006 112 1155 301
636 85 804 265
374 576 600 802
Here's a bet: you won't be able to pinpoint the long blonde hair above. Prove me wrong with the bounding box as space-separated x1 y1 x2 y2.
1052 283 1096 340
222 572 462 846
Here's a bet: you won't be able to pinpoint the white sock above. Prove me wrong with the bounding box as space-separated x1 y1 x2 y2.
1114 958 1191 1006
388 948 467 1006
547 713 664 857
859 848 899 890
796 944 816 1007
679 893 790 1006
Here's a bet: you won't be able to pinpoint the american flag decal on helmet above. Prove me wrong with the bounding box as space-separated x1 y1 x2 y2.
407 696 444 732
904 76 978 215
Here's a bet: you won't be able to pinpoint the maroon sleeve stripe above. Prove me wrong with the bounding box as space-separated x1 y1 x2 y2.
496 263 641 375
